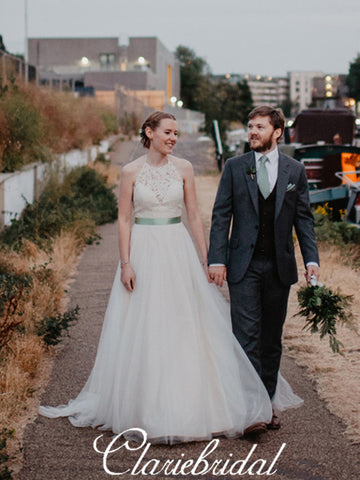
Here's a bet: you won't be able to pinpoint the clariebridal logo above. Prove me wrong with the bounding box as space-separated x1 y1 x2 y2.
93 428 286 476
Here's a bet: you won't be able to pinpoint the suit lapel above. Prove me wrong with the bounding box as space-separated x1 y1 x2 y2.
275 154 290 220
243 152 259 216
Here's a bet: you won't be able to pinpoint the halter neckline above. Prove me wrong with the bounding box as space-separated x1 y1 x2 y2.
145 156 171 169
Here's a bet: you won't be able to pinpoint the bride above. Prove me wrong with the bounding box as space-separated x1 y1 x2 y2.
39 111 302 444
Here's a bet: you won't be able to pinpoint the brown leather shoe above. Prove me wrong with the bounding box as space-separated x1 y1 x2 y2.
244 422 267 435
267 411 281 430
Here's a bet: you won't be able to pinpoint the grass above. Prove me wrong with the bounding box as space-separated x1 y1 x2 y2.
0 160 119 476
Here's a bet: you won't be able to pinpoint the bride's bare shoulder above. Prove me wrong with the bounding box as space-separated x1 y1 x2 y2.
121 156 146 180
171 155 194 177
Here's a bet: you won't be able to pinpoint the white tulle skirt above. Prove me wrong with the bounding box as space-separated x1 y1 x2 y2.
39 222 302 444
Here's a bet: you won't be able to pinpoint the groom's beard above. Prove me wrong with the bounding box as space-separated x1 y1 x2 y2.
249 131 276 153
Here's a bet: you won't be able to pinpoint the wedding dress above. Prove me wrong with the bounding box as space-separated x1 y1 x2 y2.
39 157 302 444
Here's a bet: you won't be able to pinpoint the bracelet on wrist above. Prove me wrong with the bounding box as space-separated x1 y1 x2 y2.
120 260 129 267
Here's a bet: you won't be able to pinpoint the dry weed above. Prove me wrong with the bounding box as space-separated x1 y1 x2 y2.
89 160 120 186
0 227 83 440
0 334 44 419
285 243 360 443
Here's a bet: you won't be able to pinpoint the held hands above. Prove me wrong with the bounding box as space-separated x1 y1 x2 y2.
208 265 227 287
121 264 136 292
304 264 320 284
201 263 212 283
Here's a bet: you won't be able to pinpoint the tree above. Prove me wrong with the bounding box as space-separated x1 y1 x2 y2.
196 79 252 135
347 54 360 103
278 98 293 118
175 45 253 145
175 45 209 110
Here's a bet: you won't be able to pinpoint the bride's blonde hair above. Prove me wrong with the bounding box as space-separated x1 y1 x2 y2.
141 111 176 149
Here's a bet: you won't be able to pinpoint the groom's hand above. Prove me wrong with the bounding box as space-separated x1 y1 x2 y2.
208 265 227 287
305 264 320 284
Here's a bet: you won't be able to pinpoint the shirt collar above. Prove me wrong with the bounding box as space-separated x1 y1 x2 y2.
254 147 279 165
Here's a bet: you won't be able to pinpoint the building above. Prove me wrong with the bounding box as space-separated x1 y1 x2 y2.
28 36 180 107
245 75 289 108
312 74 350 109
212 73 289 110
214 70 351 119
288 71 324 115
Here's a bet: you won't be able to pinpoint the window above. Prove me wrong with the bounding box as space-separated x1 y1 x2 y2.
99 53 116 68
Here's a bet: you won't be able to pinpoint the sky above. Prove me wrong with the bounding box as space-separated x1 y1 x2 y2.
1 0 359 77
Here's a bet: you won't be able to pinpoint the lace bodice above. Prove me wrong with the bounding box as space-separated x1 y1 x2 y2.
133 158 184 218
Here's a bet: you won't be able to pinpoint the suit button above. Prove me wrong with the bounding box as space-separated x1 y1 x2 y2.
250 244 254 248
255 225 259 230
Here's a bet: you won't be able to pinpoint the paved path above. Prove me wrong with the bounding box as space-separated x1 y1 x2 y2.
19 137 360 480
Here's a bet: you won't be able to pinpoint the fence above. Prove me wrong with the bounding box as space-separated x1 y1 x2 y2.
0 50 36 84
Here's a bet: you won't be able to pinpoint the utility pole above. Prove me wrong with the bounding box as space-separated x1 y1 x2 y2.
24 0 28 85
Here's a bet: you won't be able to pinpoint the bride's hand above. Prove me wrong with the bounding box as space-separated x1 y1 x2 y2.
202 263 212 283
121 264 136 292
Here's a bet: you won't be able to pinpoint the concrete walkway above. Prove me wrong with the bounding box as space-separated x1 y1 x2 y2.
19 137 360 480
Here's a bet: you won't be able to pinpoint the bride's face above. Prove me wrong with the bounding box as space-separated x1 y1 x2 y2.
147 119 178 155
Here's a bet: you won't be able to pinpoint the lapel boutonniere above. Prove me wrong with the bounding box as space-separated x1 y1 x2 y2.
246 166 257 180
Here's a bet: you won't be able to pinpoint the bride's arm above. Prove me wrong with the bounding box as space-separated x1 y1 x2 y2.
118 165 136 291
182 160 210 281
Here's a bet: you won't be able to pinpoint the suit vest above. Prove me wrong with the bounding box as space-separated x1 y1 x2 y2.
254 184 277 258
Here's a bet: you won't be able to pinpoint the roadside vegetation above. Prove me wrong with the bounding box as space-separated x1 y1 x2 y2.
0 80 119 479
0 162 118 479
313 203 360 267
0 80 117 172
283 203 360 443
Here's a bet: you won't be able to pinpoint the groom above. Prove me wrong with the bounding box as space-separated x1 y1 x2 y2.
208 106 319 431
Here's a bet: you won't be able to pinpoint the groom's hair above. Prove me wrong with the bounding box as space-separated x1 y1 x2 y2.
141 111 177 149
248 106 285 141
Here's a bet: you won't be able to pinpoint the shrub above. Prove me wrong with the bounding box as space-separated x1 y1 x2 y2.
100 109 118 135
0 429 14 480
314 212 360 246
0 264 32 349
36 306 80 346
66 167 118 225
0 86 45 172
0 167 117 250
95 152 111 165
0 82 118 172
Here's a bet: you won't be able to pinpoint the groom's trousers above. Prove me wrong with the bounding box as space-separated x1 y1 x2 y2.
228 253 290 398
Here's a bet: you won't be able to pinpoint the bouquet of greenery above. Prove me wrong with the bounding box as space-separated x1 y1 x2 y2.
296 281 354 354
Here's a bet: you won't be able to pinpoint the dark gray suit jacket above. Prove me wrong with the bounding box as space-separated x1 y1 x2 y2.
208 150 319 286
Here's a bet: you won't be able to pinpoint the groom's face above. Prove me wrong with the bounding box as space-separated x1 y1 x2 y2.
248 115 281 153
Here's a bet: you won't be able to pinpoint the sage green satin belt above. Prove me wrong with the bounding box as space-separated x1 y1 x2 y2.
134 216 181 225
